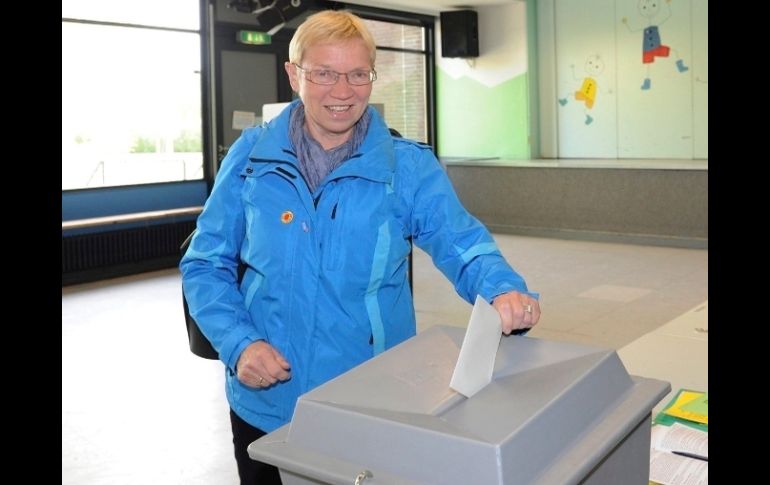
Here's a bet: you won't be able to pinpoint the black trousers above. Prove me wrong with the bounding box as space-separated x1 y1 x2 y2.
230 409 283 485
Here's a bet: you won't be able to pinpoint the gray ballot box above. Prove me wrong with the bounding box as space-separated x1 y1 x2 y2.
248 325 670 485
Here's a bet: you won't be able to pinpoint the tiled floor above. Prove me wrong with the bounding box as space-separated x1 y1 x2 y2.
62 234 707 484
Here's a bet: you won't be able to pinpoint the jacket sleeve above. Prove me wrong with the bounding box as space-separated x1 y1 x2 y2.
180 130 265 371
408 148 538 304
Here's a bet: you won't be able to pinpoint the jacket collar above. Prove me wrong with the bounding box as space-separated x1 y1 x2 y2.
248 99 395 185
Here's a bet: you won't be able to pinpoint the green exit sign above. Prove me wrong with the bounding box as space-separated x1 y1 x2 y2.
237 30 271 45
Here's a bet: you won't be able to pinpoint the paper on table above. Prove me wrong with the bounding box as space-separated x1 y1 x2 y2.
449 295 502 397
651 423 708 458
649 449 708 485
648 423 708 485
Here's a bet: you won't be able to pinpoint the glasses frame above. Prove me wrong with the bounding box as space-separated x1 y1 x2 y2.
293 63 378 86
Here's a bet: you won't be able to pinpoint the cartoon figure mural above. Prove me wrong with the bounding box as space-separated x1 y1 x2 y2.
622 0 688 90
558 54 611 125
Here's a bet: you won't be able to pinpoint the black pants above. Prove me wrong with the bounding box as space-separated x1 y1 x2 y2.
230 409 283 485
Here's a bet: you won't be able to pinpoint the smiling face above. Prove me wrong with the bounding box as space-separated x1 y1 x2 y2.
285 38 373 150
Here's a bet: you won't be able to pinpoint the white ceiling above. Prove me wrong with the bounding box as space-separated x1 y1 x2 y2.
343 0 514 17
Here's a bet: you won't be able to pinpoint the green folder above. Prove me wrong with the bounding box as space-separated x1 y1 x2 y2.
653 388 708 432
681 393 708 415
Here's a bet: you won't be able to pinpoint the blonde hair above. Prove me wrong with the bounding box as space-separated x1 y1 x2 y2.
289 10 376 68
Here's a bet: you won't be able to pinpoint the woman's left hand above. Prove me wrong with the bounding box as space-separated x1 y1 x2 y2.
492 291 541 335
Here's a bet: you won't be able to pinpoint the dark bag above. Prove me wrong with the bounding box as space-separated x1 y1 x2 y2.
181 230 249 359
180 231 218 359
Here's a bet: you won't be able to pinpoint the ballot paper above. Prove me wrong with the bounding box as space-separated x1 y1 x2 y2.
450 295 503 397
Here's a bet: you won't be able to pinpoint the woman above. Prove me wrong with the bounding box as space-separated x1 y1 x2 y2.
181 9 540 484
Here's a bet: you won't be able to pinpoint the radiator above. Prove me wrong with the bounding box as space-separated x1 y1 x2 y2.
62 221 197 285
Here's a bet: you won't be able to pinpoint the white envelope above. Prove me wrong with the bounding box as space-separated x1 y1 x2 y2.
449 295 503 397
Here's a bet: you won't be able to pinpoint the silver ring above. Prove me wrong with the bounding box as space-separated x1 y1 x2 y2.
524 304 533 314
258 376 265 385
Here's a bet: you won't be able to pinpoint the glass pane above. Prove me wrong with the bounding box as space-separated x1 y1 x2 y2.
62 0 199 30
363 19 424 51
62 23 202 190
369 50 426 143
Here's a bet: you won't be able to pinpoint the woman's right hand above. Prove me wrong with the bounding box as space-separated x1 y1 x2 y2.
236 340 292 388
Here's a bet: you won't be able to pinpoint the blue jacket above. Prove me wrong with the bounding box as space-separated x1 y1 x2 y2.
181 100 535 432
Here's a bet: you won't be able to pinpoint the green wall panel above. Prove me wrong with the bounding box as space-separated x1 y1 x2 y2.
436 68 530 159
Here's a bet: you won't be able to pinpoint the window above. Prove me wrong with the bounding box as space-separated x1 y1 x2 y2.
62 1 202 190
362 19 429 143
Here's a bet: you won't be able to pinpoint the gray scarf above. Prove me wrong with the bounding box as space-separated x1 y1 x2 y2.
289 103 371 193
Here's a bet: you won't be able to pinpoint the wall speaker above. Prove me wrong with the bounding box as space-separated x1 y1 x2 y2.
440 10 479 58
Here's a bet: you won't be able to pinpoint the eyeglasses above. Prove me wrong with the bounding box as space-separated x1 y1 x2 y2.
293 63 377 86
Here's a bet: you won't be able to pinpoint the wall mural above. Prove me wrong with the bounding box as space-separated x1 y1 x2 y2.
554 0 706 158
621 0 688 90
558 54 613 125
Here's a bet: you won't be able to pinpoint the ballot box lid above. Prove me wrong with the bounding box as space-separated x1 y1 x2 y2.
249 325 669 484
